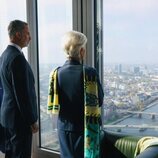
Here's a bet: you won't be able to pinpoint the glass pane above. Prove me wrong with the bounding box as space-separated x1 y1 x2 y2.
103 0 158 135
37 0 72 151
0 0 26 56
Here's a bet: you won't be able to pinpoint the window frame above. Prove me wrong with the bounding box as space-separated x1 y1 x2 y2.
27 0 90 157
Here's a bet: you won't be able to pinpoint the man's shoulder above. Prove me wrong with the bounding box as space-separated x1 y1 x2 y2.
0 47 25 72
3 46 23 61
7 45 21 54
2 46 19 56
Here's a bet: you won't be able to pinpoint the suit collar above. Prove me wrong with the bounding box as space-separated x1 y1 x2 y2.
8 43 23 53
64 59 81 65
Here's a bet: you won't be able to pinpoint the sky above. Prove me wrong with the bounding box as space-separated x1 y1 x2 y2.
0 0 72 63
0 0 26 54
37 0 158 65
1 0 158 65
37 0 72 64
103 0 158 64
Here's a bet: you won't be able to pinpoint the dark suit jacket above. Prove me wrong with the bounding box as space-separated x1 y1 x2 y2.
0 79 5 153
0 45 38 129
57 59 104 132
0 79 2 108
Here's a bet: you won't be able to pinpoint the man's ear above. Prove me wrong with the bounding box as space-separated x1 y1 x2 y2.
15 32 21 39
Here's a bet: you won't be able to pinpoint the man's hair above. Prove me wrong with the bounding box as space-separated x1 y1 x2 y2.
8 20 28 38
62 30 87 58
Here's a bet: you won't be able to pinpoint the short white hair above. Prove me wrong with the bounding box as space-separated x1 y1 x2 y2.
62 30 87 58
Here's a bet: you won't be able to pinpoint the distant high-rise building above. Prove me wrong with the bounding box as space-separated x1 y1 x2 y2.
119 64 122 74
115 64 122 74
134 66 140 74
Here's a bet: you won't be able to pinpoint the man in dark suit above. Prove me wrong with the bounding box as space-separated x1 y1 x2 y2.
0 20 38 158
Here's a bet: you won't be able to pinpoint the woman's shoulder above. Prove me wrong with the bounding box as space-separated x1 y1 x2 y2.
84 65 97 72
49 66 61 76
84 65 98 77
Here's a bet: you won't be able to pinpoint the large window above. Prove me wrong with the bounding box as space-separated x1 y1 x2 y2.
0 0 26 56
37 0 72 151
103 0 158 135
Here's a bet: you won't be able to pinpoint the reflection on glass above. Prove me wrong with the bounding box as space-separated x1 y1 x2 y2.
0 0 26 56
103 0 158 135
94 0 103 77
37 0 72 151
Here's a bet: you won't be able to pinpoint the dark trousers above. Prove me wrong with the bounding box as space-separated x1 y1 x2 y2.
0 124 5 153
58 130 84 158
4 125 32 158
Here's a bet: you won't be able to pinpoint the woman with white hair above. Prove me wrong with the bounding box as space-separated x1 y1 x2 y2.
48 30 104 158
